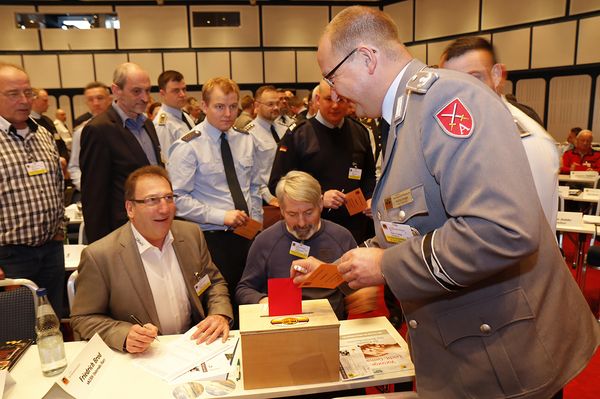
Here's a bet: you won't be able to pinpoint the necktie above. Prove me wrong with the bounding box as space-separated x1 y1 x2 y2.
220 133 249 214
270 124 280 144
182 112 193 130
380 119 390 160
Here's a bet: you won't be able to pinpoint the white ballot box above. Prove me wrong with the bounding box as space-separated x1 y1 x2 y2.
239 299 340 389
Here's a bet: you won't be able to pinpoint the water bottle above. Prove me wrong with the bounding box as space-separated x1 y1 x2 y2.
35 288 68 376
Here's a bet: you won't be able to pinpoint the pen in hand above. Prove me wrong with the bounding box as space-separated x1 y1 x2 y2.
129 314 160 342
327 189 345 213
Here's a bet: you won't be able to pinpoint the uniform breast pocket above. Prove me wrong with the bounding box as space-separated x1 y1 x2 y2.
237 156 253 178
198 161 223 177
436 288 556 398
386 184 428 223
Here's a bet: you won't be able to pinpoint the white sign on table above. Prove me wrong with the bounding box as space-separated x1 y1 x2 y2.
556 211 584 226
571 171 599 179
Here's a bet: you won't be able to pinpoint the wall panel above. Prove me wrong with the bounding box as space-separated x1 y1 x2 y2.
577 15 600 65
190 5 259 48
23 55 60 89
0 6 39 51
59 54 95 89
593 75 600 133
128 53 163 86
264 51 295 84
570 0 600 14
0 55 23 67
262 6 328 47
94 53 128 86
482 0 565 30
383 1 414 43
38 5 115 50
296 51 321 83
231 51 262 84
197 52 230 83
406 44 427 63
532 21 576 68
516 78 546 129
117 6 188 49
547 75 591 139
492 29 530 71
163 52 197 85
415 0 479 41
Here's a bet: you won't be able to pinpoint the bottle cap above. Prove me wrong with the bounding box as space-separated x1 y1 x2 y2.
36 288 48 297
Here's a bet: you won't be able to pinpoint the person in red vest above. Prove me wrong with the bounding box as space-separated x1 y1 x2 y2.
561 129 600 173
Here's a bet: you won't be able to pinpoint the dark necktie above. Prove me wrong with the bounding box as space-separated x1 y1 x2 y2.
380 119 390 160
182 112 193 130
220 133 249 214
270 124 280 144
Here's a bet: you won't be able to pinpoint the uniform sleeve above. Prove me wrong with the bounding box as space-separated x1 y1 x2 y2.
168 141 227 225
235 237 270 305
70 248 132 352
80 123 112 243
249 141 264 222
382 81 541 300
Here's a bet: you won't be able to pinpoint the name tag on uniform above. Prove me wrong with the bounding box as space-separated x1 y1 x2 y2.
384 189 413 210
194 274 211 296
380 221 414 243
348 167 362 180
290 241 310 258
25 161 48 176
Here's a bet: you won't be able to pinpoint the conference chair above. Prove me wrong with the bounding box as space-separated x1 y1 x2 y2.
0 278 39 342
66 270 78 313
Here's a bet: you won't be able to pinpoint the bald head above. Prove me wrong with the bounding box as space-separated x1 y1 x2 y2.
575 129 594 153
0 63 32 129
55 108 67 122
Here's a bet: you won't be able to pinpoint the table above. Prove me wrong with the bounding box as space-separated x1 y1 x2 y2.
558 174 599 188
64 245 86 271
556 214 597 288
64 203 83 225
5 317 414 399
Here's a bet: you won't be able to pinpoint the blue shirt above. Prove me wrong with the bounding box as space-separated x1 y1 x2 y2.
112 102 158 165
167 119 263 231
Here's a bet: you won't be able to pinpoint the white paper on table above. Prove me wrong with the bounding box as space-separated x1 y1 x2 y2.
133 328 238 383
169 352 231 384
339 345 373 381
1 370 16 399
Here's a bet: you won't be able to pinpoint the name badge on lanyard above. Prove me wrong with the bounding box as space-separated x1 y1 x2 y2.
348 167 362 180
194 273 211 296
290 241 310 259
26 161 48 176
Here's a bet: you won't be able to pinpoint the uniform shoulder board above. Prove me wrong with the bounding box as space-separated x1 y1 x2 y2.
243 123 255 132
407 69 439 94
233 126 249 134
181 130 201 142
158 112 167 126
514 119 531 138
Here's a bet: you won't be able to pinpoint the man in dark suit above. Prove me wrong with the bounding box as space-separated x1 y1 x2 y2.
30 88 69 163
80 63 162 243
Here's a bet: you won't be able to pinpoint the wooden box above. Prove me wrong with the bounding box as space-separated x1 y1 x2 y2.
239 299 340 389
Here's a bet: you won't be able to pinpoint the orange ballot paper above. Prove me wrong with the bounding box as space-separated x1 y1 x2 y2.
233 218 262 240
268 278 302 316
299 263 345 289
345 188 368 216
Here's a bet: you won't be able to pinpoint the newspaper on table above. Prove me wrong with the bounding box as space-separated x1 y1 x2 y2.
132 328 238 383
339 329 412 380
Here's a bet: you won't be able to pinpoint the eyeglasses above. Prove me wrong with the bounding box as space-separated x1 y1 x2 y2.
131 194 178 207
0 89 34 101
323 48 358 87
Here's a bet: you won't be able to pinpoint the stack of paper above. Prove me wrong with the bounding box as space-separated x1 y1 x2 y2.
133 328 239 383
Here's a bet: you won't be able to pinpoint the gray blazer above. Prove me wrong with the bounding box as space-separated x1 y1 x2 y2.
71 220 233 351
372 60 600 398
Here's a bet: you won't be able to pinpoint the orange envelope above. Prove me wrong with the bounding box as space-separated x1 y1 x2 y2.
345 188 368 216
233 218 262 240
299 263 345 289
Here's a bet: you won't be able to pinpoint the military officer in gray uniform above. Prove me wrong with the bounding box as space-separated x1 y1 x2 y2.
167 77 262 324
244 85 288 206
153 70 195 161
292 6 600 399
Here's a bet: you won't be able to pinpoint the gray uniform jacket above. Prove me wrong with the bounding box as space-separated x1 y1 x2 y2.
373 60 600 398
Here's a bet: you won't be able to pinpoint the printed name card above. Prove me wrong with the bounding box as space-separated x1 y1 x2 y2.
571 171 599 179
558 186 569 197
556 211 583 226
582 188 600 200
52 334 114 399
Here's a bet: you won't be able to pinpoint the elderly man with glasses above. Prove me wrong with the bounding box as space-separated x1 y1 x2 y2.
71 165 233 353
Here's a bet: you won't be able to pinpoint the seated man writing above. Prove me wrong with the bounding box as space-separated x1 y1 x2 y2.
236 171 374 320
71 166 232 353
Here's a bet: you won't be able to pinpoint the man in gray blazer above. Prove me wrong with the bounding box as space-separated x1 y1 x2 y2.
71 166 233 353
293 6 600 399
